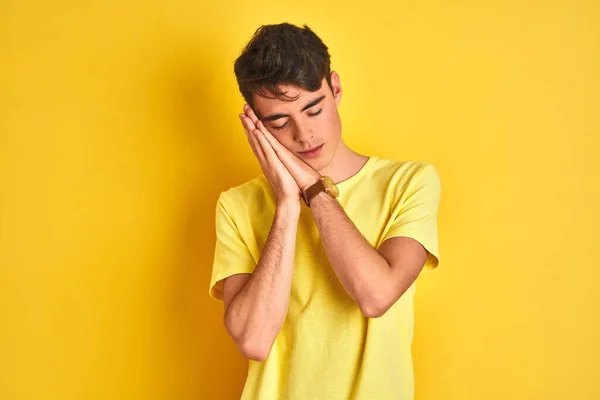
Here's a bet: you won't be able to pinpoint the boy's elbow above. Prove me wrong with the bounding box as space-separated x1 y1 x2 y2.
238 338 271 361
224 314 273 361
360 302 389 318
359 294 393 318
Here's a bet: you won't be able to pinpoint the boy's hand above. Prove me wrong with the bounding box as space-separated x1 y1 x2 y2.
241 104 322 193
239 111 300 208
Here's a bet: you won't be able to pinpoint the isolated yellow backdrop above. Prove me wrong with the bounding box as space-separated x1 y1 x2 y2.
1 1 599 399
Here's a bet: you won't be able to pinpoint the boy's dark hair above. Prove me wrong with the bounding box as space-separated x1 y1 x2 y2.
234 23 333 110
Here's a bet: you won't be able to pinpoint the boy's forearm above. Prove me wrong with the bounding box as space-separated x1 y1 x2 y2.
225 203 300 360
308 192 393 317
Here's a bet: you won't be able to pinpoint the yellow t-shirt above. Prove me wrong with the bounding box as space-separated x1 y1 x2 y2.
209 156 441 400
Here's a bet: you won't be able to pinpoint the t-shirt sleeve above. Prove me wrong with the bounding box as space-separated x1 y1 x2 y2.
379 164 442 272
209 192 257 301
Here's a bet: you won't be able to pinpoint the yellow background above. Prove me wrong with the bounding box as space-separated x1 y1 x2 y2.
1 1 599 399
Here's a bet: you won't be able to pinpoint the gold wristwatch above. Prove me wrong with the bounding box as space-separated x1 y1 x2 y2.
300 176 339 207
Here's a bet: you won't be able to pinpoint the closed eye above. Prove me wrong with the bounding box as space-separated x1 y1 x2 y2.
273 121 288 131
272 109 323 131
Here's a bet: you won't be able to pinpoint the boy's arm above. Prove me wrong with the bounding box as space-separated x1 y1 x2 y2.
308 192 428 318
222 106 306 362
223 202 300 362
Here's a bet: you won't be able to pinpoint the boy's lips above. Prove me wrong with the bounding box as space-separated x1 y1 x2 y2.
299 144 324 157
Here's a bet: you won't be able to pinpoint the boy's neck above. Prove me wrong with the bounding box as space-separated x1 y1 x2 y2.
318 141 370 184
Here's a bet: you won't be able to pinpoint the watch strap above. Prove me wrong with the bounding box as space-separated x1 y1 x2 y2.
305 178 327 205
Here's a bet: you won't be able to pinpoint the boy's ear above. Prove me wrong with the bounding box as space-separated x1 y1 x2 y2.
330 70 342 106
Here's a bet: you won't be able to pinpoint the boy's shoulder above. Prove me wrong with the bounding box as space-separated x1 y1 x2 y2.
217 174 271 209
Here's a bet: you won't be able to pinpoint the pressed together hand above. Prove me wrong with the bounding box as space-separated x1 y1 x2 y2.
239 104 322 208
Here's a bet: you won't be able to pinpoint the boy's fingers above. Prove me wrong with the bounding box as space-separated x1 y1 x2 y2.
241 114 256 131
257 121 295 162
254 129 278 166
240 115 265 162
244 104 260 124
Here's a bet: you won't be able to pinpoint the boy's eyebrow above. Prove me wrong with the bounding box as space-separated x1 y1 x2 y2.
261 95 326 122
301 95 326 112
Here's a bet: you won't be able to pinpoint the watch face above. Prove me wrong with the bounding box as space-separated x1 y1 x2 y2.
324 176 339 196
